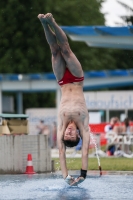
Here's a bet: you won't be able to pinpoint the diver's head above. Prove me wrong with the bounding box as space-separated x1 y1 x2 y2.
63 121 80 147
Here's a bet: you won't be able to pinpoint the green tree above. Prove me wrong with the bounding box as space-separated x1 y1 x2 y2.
0 0 51 73
0 0 118 111
0 0 114 74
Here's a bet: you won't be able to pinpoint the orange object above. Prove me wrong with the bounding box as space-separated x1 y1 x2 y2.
24 154 36 174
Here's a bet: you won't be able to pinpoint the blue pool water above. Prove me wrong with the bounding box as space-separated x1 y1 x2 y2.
0 173 132 200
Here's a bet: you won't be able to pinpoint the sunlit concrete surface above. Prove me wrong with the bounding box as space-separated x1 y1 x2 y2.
0 173 132 200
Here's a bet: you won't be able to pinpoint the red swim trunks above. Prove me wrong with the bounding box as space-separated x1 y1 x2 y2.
58 68 84 86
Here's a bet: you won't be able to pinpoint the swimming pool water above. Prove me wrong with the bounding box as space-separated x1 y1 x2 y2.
0 173 132 200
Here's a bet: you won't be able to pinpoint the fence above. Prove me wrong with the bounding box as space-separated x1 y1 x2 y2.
0 135 51 174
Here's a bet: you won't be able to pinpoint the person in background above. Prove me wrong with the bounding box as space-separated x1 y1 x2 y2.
113 117 122 134
104 117 120 156
121 117 133 154
104 117 118 133
36 120 50 135
121 117 133 134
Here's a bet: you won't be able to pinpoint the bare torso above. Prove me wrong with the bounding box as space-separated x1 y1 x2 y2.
38 13 90 181
58 82 89 136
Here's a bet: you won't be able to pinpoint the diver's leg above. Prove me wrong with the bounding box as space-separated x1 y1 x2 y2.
38 14 66 81
45 13 84 77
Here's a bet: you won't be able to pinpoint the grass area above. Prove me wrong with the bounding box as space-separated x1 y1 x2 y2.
53 157 133 171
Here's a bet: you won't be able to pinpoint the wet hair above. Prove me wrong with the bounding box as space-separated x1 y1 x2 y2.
62 136 80 148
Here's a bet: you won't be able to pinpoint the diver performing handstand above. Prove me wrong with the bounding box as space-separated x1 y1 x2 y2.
38 13 90 186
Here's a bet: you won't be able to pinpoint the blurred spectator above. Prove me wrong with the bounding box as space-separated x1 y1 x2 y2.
75 138 82 151
71 137 82 157
104 117 121 156
104 117 118 133
113 117 123 134
121 117 133 154
36 120 50 135
121 117 133 134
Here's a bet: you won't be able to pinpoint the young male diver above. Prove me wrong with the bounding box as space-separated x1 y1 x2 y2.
38 13 90 186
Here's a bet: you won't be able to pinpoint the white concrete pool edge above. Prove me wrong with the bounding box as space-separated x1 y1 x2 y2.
53 170 133 176
0 170 133 176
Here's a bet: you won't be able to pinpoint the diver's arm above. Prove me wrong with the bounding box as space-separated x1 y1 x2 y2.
57 133 68 179
57 114 68 178
81 113 90 171
71 127 90 186
81 127 90 171
57 128 74 185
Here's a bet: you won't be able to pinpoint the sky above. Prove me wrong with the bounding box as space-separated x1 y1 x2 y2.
101 0 133 26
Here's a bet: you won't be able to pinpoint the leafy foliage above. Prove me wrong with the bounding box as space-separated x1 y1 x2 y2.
0 0 110 74
0 0 132 111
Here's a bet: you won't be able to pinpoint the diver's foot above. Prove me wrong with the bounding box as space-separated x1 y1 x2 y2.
37 14 47 25
45 13 55 25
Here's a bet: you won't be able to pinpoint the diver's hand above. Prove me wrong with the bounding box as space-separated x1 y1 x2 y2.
71 176 85 186
64 175 74 185
71 169 87 186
